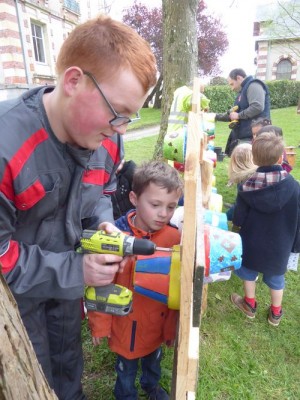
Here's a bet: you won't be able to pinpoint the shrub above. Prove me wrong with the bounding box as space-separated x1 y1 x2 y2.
210 76 228 86
267 80 300 109
204 85 235 113
204 79 300 112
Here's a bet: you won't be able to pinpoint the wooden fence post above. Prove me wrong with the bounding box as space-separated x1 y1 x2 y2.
171 77 207 399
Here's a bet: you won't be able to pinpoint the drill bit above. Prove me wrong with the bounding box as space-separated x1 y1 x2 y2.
155 246 176 252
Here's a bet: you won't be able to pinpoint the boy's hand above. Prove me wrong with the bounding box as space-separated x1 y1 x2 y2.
92 336 106 346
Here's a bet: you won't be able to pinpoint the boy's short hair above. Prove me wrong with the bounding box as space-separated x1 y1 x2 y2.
132 161 183 198
56 15 157 92
251 117 271 128
252 131 284 166
256 125 283 137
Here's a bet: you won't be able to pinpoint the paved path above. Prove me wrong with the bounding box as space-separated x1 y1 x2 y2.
123 125 159 141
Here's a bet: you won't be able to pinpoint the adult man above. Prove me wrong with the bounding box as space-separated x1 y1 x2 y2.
216 68 270 156
0 15 157 400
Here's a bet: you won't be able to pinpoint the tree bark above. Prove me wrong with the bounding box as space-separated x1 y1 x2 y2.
143 74 163 109
153 0 198 160
0 272 57 400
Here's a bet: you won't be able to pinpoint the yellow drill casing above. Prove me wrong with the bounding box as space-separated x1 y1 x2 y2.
80 230 128 256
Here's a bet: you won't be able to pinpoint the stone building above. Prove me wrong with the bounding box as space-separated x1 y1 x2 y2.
254 0 300 81
0 0 107 99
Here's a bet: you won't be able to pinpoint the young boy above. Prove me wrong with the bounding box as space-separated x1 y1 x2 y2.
250 117 271 139
88 161 183 400
256 125 292 173
231 131 300 326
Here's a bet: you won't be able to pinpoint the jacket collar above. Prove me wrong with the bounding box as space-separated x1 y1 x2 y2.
126 210 168 240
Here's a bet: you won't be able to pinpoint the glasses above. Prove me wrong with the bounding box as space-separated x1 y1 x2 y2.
83 70 140 127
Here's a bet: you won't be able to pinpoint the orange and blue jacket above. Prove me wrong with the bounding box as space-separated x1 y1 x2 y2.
88 210 181 359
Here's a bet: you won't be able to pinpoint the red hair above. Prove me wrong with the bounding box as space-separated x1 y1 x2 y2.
56 15 157 92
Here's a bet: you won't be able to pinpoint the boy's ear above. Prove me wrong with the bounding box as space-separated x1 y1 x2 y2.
129 191 137 206
278 154 283 165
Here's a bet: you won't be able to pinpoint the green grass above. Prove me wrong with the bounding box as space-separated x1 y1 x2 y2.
126 107 162 131
82 106 300 399
125 135 158 162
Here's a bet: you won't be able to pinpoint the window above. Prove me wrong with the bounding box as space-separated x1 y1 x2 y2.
63 0 80 14
276 59 292 80
31 23 46 63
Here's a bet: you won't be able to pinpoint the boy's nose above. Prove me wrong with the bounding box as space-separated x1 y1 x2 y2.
158 208 168 217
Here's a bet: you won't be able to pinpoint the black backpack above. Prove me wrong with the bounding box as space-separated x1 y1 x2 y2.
111 160 137 220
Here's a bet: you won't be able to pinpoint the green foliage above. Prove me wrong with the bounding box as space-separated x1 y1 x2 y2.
125 135 158 162
204 80 300 113
210 76 228 86
127 108 161 131
198 271 300 400
204 85 235 113
267 80 300 109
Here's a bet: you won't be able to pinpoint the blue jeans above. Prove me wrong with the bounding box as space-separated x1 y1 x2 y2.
114 347 162 400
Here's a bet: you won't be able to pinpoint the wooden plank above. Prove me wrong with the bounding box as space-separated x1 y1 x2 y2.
174 113 200 398
173 76 204 399
199 158 213 316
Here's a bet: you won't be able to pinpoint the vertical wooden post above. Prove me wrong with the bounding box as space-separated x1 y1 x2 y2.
199 159 213 316
172 77 206 399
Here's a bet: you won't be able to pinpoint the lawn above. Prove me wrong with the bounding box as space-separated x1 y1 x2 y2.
82 106 300 399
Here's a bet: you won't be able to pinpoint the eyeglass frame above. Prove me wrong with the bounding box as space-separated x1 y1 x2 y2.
83 70 140 127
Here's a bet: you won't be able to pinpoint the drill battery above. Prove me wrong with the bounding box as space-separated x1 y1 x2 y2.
85 284 133 316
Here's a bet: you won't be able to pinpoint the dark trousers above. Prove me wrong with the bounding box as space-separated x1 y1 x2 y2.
114 347 162 400
15 296 86 400
225 130 252 156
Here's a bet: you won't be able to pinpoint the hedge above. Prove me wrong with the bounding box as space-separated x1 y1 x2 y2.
204 79 300 113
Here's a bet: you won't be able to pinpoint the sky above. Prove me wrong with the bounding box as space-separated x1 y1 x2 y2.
109 0 276 77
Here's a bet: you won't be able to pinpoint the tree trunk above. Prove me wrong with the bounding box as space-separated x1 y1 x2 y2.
153 74 163 109
153 0 198 160
143 74 163 109
0 272 57 400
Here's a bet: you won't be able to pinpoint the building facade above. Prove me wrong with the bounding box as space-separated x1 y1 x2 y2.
0 0 107 100
254 0 300 81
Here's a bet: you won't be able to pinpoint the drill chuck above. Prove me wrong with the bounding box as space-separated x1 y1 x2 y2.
126 236 156 255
